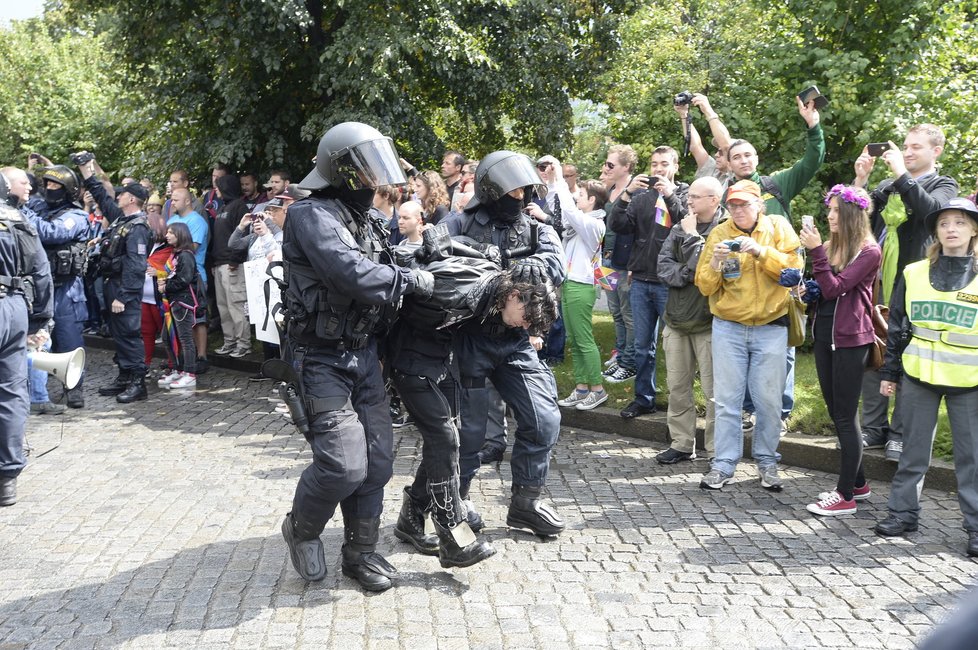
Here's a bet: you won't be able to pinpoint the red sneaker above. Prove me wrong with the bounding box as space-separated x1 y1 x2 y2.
818 484 871 503
807 490 856 516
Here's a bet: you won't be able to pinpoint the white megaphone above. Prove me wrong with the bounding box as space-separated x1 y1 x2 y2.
28 347 86 390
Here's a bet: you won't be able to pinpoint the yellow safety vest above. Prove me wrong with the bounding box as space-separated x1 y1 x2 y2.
901 259 978 388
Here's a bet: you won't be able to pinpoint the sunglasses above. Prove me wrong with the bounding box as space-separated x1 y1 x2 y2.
536 163 552 171
603 161 616 170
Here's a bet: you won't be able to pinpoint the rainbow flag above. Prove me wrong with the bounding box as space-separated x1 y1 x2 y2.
160 260 179 359
654 194 671 228
594 266 620 291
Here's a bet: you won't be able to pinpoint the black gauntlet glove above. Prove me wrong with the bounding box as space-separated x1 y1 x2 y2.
411 269 435 299
509 257 548 285
415 224 453 263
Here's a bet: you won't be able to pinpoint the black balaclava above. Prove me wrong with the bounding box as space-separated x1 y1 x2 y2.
319 186 375 216
488 190 525 225
44 182 69 210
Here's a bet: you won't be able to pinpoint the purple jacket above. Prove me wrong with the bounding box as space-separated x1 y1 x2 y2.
810 242 882 348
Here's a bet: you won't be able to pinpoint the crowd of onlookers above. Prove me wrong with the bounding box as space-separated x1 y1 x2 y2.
14 88 978 556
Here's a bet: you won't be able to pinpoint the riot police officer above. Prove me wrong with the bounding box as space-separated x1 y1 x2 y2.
0 171 55 506
28 165 90 408
76 155 153 403
277 122 433 591
440 151 568 537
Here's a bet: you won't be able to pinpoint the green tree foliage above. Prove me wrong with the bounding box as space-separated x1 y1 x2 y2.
598 0 978 217
51 0 630 181
0 11 132 175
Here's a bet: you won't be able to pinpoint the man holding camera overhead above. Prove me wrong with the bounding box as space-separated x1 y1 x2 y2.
607 145 688 419
76 153 154 403
854 124 958 462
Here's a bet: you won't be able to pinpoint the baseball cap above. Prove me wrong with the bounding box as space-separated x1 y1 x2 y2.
924 197 978 234
275 185 310 201
725 180 761 204
119 182 150 202
265 197 286 209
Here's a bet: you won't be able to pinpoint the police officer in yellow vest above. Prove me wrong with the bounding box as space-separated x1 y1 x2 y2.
875 197 978 557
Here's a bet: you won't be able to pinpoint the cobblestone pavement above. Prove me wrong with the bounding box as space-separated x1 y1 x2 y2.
1 350 976 649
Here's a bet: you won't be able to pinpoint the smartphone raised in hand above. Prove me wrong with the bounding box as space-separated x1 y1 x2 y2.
866 142 890 157
801 215 815 231
797 85 829 110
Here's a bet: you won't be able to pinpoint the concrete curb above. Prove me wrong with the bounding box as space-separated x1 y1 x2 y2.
84 333 960 493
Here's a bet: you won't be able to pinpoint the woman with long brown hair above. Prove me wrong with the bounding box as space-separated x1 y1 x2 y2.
799 184 881 516
412 171 450 225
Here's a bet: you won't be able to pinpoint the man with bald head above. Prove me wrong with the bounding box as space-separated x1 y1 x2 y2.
655 176 724 464
167 187 210 369
395 201 424 251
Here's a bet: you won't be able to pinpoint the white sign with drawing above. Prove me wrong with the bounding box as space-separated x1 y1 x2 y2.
244 258 281 345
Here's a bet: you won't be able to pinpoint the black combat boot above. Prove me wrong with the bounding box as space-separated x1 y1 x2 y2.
66 386 85 409
459 476 483 532
281 512 327 581
341 518 396 592
429 479 495 568
116 374 148 403
393 487 439 556
98 370 130 396
506 484 565 537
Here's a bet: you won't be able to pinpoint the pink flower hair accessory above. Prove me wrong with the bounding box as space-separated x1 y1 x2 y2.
824 184 869 210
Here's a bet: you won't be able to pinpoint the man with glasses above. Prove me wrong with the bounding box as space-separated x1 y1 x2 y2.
655 176 724 464
694 180 802 491
599 145 638 381
608 146 688 419
562 164 579 194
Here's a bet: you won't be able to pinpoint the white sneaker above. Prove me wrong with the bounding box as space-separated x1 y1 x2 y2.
157 371 180 388
575 390 608 411
557 390 589 408
169 372 197 389
213 343 236 356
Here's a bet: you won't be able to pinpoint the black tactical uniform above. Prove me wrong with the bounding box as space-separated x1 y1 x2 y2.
389 239 499 568
0 173 54 506
441 150 568 537
85 177 153 403
277 122 432 592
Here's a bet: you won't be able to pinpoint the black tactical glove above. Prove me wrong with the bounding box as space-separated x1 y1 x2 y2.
509 257 549 285
392 247 416 267
411 269 435 299
415 224 453 263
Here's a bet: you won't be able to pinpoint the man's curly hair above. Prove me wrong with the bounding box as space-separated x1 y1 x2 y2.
492 272 559 337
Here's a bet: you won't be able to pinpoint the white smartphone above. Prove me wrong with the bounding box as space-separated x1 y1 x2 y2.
801 215 815 231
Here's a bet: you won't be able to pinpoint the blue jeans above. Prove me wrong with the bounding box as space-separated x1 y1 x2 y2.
28 341 51 403
711 318 787 476
629 279 668 407
743 345 795 419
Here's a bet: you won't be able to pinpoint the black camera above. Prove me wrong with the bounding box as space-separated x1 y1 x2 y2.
673 91 694 106
69 151 94 166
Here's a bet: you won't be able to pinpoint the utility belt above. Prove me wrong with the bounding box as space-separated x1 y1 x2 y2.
0 274 34 308
47 241 88 281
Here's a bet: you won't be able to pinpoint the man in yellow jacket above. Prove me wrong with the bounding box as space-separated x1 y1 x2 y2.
694 180 803 490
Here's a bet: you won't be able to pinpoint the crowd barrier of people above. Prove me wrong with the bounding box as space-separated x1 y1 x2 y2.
2 89 977 590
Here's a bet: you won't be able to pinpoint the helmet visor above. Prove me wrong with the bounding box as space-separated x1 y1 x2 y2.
334 138 407 190
479 155 547 202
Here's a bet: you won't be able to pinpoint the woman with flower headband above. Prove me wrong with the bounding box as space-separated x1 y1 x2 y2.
799 185 881 515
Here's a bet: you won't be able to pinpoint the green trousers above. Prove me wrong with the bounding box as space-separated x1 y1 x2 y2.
562 280 602 386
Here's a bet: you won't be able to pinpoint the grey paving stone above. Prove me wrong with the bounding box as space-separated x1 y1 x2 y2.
1 349 976 649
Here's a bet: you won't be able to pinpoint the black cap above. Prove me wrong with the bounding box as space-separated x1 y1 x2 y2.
118 182 150 203
924 197 978 234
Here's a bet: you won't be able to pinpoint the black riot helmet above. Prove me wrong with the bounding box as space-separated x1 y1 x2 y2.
299 122 407 191
467 151 547 211
40 165 82 201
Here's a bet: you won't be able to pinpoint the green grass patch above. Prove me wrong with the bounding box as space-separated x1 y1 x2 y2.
551 313 954 460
